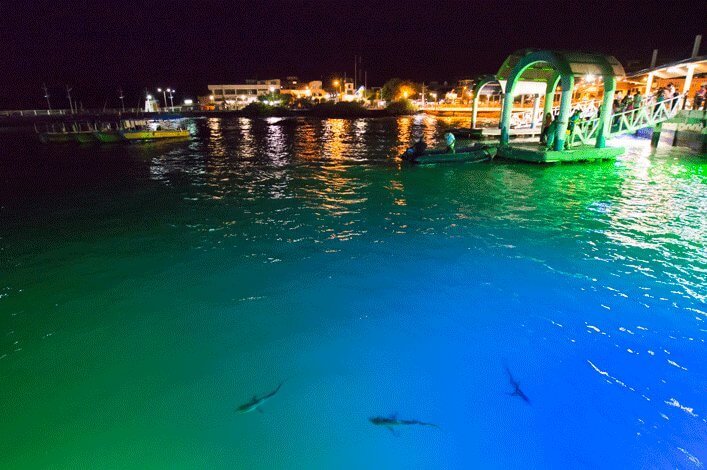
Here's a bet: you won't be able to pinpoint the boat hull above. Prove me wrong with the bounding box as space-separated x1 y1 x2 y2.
120 129 189 141
402 145 497 164
39 133 75 144
94 131 123 143
73 132 98 144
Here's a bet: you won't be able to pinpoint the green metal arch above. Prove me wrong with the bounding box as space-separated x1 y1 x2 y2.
503 51 574 104
472 75 500 97
500 50 619 149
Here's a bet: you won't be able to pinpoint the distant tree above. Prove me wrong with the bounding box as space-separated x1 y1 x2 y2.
380 79 401 101
381 78 420 101
385 99 417 115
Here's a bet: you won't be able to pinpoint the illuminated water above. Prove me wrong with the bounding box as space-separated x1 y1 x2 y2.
1 117 705 469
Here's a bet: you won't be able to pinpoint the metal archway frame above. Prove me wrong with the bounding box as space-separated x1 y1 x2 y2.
499 50 621 150
471 75 501 129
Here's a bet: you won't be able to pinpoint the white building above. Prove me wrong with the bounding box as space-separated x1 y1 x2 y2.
208 79 281 108
280 80 330 102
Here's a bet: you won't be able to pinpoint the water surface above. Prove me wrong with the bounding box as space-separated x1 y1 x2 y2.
1 117 705 468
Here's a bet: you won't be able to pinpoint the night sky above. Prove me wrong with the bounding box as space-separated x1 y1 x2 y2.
1 0 704 109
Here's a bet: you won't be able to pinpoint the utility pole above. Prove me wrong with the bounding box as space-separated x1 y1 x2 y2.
118 87 125 112
66 85 74 114
354 55 357 90
42 83 51 110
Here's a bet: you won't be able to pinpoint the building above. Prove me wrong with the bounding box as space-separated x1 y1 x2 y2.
207 79 281 109
279 80 330 102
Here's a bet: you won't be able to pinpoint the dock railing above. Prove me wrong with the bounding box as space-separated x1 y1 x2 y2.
570 94 684 147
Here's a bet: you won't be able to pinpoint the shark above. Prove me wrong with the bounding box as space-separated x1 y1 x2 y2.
235 382 284 414
505 366 530 404
369 414 439 435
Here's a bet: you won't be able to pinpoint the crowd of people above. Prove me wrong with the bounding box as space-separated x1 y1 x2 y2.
538 82 706 150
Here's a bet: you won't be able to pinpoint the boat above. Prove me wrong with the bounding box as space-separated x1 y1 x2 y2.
38 131 75 144
401 144 497 164
94 130 123 143
94 122 128 143
38 122 98 144
70 123 98 143
37 122 73 143
119 128 189 141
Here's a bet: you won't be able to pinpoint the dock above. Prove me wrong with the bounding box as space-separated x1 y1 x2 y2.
498 144 624 163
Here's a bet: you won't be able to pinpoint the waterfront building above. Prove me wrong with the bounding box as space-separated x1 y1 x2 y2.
280 80 331 102
207 79 281 109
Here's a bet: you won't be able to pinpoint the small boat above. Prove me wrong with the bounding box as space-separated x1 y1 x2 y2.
70 123 99 143
34 123 75 144
94 130 123 143
38 130 74 144
119 128 189 141
38 122 98 144
401 144 497 164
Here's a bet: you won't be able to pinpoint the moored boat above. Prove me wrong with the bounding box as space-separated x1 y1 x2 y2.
38 131 75 144
94 130 123 143
401 144 497 164
119 128 190 141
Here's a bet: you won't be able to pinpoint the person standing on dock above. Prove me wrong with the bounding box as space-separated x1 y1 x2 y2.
694 85 706 110
540 113 553 144
545 116 558 150
444 132 456 154
564 109 581 149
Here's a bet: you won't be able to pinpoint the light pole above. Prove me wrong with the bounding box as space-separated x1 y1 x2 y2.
168 89 174 110
66 85 73 114
42 83 51 110
333 80 340 102
118 87 125 112
158 88 167 109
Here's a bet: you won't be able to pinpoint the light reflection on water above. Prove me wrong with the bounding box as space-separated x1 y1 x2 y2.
0 117 705 468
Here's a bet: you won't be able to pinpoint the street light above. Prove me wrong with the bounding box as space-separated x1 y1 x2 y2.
158 88 168 108
167 88 175 109
333 80 341 101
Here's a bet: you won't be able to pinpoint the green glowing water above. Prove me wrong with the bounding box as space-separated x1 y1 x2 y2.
1 117 705 468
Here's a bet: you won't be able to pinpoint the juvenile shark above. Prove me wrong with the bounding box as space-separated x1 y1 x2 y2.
505 366 530 404
369 414 439 434
235 382 284 414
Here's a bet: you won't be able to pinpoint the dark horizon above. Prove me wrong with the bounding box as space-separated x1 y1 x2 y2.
1 0 704 109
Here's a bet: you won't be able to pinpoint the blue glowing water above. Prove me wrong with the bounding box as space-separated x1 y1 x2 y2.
0 117 705 468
